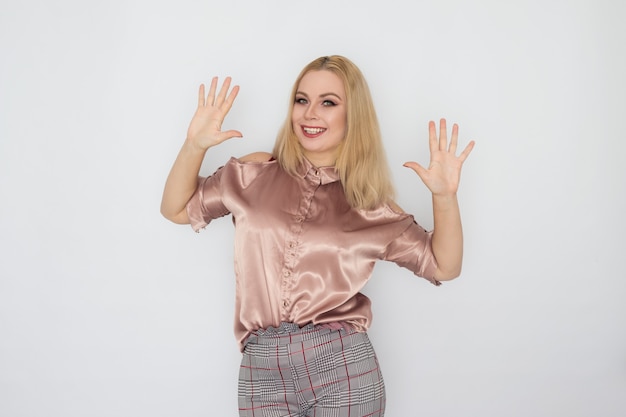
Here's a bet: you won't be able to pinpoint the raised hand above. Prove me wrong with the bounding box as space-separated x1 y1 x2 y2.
186 76 242 151
403 119 474 196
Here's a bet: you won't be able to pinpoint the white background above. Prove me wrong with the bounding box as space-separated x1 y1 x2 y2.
1 0 625 416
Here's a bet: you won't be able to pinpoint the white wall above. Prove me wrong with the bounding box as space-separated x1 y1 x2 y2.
1 0 625 416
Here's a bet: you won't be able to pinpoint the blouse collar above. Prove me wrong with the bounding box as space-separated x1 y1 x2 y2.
296 156 340 185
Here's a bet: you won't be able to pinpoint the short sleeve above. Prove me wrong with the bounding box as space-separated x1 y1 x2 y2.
185 165 231 232
383 218 440 285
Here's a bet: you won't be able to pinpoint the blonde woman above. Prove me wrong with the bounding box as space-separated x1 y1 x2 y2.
161 55 474 417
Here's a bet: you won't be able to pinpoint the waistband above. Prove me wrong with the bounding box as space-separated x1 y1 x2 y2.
244 321 355 347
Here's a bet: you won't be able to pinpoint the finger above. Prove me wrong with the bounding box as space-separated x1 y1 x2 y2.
403 161 428 180
197 84 206 107
458 140 475 162
215 76 232 107
221 84 240 114
428 120 438 154
216 129 244 143
439 118 448 151
207 76 218 106
449 123 459 154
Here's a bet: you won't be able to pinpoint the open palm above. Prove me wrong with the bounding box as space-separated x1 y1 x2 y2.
404 119 474 196
186 76 242 150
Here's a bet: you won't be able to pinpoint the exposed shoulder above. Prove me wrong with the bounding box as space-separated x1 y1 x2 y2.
238 152 274 163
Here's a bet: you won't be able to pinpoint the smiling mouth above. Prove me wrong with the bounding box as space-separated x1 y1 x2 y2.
303 127 326 135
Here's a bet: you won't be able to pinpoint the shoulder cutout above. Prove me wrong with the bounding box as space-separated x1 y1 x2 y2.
239 151 273 163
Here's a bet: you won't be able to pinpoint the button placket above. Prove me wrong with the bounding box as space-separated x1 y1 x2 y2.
279 173 320 319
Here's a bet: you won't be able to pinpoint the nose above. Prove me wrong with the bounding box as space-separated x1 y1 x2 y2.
304 103 318 120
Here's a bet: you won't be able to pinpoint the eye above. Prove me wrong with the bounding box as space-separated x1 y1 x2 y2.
295 97 308 105
322 99 336 106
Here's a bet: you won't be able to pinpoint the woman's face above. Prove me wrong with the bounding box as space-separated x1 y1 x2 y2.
292 70 347 167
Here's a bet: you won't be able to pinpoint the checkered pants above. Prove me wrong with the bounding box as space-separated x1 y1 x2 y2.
238 322 386 417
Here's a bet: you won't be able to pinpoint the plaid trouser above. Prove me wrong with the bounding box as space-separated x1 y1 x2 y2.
238 322 386 417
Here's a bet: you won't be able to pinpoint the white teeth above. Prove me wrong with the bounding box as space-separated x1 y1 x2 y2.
303 127 325 134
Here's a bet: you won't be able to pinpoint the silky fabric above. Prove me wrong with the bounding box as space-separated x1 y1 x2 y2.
186 157 439 350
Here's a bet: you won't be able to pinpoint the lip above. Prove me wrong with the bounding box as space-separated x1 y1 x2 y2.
301 125 327 138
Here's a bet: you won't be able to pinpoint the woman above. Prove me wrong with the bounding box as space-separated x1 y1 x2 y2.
161 55 474 417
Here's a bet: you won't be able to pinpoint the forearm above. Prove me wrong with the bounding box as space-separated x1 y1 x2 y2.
431 194 464 280
160 141 208 223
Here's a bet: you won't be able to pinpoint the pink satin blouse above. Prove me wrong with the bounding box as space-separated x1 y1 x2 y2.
186 157 439 350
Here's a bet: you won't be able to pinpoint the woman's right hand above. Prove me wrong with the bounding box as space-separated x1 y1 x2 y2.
186 76 242 151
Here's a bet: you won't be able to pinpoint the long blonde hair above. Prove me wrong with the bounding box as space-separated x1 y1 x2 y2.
273 55 395 210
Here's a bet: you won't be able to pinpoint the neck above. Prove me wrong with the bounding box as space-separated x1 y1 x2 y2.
302 152 336 168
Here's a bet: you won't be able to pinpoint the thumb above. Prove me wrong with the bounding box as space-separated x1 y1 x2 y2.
217 130 244 142
403 161 428 180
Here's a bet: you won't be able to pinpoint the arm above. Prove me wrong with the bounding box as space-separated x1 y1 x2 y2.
160 142 208 224
403 119 475 281
160 77 242 224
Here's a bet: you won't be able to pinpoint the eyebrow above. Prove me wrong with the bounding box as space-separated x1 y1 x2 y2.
295 91 343 101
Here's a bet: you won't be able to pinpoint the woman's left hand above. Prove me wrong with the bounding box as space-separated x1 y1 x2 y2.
403 119 475 196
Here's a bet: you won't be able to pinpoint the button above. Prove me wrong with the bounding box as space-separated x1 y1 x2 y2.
283 270 291 277
295 216 304 223
288 241 296 248
283 300 289 307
